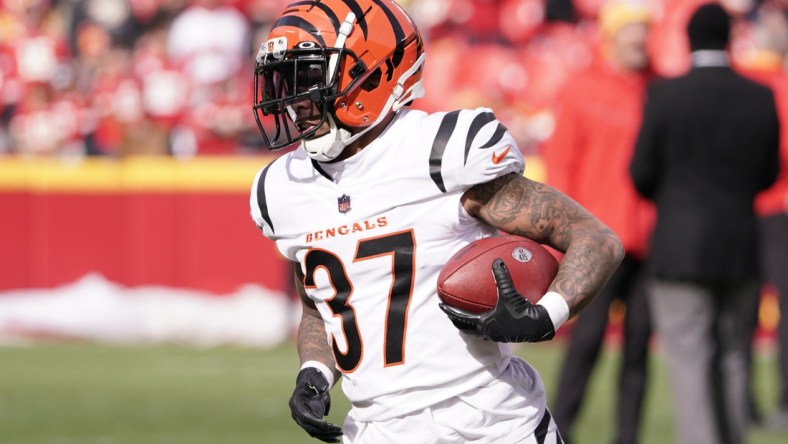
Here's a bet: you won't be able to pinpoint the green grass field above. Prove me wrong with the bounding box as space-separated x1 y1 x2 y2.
0 342 785 444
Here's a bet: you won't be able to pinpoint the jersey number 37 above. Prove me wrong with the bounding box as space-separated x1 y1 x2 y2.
303 230 416 373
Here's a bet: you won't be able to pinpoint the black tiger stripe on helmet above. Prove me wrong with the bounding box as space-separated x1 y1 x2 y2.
271 15 327 47
275 0 407 49
373 0 405 44
338 0 370 39
286 1 342 36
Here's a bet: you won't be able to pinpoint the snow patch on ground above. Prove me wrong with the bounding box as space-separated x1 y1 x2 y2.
0 274 298 348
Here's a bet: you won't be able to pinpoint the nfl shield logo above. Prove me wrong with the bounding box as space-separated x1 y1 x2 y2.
338 194 351 214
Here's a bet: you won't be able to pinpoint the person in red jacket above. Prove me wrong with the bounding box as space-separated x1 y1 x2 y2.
540 2 655 443
735 1 788 430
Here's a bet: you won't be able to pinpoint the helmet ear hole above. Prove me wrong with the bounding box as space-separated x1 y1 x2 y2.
360 68 382 92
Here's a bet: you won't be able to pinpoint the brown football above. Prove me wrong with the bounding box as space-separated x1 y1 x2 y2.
437 235 560 313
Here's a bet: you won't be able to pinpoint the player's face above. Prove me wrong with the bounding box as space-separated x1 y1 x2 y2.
612 22 650 71
284 63 332 139
290 99 331 139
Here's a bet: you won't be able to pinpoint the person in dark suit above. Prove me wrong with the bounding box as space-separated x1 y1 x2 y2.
629 3 781 444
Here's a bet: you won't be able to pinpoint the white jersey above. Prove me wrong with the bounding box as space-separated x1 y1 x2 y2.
250 108 543 422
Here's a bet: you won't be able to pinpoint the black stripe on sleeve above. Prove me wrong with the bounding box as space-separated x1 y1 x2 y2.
256 163 275 234
535 409 552 444
464 111 495 165
429 110 461 193
273 16 326 47
478 123 508 149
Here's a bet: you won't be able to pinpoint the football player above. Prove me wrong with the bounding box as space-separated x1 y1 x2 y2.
249 1 624 443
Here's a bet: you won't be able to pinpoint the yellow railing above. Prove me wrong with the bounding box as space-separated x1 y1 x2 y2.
0 155 547 192
0 156 274 193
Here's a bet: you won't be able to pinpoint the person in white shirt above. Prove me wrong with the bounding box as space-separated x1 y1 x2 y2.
166 0 249 85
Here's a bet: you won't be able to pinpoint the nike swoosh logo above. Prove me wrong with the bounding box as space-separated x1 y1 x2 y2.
492 146 511 164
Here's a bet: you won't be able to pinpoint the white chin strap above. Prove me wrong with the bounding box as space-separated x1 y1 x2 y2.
303 12 355 163
304 52 427 163
303 115 352 162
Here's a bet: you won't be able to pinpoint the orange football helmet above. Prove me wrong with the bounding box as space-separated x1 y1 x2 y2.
253 0 426 157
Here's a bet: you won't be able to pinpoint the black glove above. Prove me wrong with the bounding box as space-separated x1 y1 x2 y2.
289 367 343 442
439 259 556 343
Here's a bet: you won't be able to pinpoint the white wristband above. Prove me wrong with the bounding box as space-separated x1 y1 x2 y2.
537 291 570 331
301 361 336 388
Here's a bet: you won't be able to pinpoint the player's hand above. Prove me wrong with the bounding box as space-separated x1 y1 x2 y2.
289 367 343 442
439 259 556 343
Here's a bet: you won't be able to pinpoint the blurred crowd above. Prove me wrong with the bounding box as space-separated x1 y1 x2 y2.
0 0 784 157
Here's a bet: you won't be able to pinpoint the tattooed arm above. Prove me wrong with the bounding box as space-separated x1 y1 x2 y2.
461 173 624 317
293 263 340 381
289 263 343 442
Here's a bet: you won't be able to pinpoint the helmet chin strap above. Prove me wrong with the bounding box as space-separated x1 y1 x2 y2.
302 111 385 162
303 12 356 163
303 115 351 162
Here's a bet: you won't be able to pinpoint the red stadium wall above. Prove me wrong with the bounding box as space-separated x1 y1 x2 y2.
0 157 290 294
0 156 777 342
